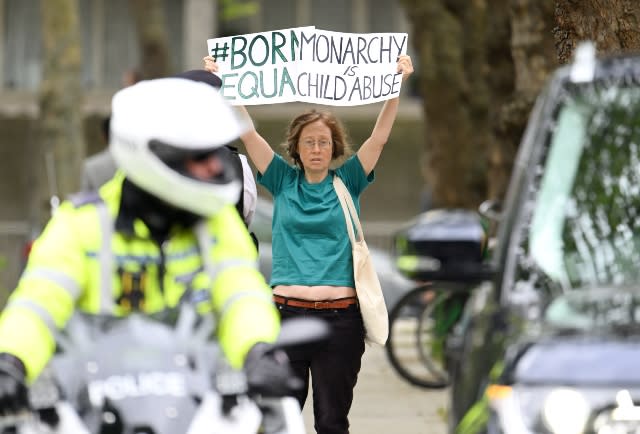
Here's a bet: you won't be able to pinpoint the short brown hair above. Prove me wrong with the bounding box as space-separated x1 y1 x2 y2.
283 110 353 169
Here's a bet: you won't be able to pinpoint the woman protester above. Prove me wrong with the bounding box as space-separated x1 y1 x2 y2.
205 54 413 434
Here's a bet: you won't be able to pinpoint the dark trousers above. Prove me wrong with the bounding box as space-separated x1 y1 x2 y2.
277 303 365 434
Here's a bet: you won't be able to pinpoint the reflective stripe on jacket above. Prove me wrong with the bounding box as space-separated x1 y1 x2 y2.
0 173 279 380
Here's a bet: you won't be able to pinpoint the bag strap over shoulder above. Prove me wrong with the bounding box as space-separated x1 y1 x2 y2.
333 176 364 245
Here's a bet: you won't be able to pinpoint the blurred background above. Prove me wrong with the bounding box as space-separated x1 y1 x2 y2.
0 0 638 304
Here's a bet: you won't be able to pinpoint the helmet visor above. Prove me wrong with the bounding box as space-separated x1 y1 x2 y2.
148 139 240 185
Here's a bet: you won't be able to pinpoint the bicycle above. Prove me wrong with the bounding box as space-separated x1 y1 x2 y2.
385 283 470 389
386 203 499 389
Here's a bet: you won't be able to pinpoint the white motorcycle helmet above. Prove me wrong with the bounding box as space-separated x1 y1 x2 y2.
109 77 247 217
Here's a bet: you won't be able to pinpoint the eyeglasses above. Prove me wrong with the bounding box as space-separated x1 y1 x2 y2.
300 138 332 149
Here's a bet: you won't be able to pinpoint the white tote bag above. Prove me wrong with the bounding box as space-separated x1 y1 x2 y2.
333 176 389 345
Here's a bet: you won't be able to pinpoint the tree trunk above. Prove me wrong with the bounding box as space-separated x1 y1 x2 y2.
488 0 556 201
38 0 84 221
485 0 515 203
400 0 490 209
130 0 171 79
554 0 640 64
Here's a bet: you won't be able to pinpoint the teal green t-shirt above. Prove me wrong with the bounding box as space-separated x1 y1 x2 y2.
257 154 374 287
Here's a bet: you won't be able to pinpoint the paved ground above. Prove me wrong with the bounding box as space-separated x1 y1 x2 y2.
300 344 448 434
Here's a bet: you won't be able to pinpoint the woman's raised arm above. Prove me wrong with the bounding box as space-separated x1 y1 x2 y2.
357 55 414 175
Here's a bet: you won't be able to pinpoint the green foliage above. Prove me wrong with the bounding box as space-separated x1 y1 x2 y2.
220 0 260 21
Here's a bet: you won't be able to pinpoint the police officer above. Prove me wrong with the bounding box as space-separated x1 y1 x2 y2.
0 78 296 415
82 70 258 229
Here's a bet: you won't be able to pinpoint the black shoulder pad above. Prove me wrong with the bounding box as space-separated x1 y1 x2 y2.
68 191 104 208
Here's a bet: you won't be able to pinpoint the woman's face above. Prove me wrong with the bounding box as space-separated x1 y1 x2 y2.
298 120 333 174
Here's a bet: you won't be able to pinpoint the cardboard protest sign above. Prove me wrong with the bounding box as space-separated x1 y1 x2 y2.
207 27 408 106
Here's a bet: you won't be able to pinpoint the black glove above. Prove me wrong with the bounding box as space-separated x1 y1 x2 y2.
0 352 29 417
244 343 303 397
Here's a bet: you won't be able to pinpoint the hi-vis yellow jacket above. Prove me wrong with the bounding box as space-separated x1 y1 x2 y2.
0 173 279 381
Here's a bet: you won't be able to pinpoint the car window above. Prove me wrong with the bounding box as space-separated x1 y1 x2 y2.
529 100 587 286
514 84 640 296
